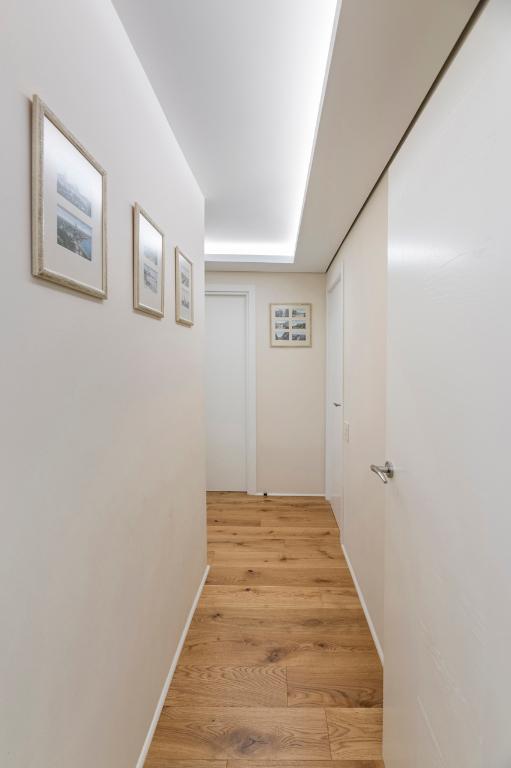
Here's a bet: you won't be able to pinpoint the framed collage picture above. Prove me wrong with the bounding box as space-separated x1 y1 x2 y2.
133 203 165 318
175 247 194 326
32 95 107 298
270 303 312 347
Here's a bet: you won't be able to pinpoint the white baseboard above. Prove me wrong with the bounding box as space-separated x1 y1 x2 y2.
251 492 325 497
135 564 210 768
341 542 384 665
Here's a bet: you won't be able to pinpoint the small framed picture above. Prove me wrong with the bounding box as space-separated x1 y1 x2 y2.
175 247 194 326
133 204 165 318
270 303 312 346
32 95 107 298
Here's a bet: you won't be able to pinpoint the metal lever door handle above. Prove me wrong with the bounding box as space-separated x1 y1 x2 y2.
370 461 394 484
333 402 342 407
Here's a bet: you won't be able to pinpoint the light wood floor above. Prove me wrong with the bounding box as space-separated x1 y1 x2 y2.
145 492 384 767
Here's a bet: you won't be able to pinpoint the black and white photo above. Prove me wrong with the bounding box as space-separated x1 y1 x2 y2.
57 205 92 261
57 173 92 217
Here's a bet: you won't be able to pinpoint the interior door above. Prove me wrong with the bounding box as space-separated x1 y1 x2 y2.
205 292 247 491
325 276 343 527
383 2 511 765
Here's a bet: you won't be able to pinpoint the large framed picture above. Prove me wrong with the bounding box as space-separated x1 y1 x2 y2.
270 303 312 347
133 204 165 318
175 247 194 326
32 95 107 298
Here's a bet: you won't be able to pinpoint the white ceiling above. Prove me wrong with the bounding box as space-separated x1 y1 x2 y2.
112 0 339 262
293 0 479 273
113 0 478 272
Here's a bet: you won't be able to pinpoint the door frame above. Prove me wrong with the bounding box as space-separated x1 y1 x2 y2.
325 268 344 527
205 285 257 494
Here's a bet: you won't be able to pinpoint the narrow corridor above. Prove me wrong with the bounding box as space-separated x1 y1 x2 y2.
145 493 384 765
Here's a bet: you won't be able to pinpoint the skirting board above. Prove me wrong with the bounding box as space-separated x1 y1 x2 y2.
135 564 210 768
341 541 384 665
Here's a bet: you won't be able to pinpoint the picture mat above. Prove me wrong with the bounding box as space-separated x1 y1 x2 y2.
41 115 104 291
270 303 311 346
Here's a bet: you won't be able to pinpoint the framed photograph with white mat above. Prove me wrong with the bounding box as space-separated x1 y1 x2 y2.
175 247 193 326
270 303 312 347
32 95 107 298
133 203 165 318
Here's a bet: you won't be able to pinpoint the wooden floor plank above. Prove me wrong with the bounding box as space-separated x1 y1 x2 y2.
208 540 342 558
207 512 263 527
166 666 287 707
190 606 369 632
287 666 383 708
208 526 340 540
206 514 337 529
146 760 226 768
209 555 345 569
150 707 331 760
180 637 377 667
227 762 385 768
258 512 338 527
326 709 383 760
207 492 333 509
206 566 351 587
199 585 360 609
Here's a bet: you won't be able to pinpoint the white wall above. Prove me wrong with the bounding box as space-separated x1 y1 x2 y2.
0 2 206 767
384 0 511 763
206 271 326 494
327 177 388 654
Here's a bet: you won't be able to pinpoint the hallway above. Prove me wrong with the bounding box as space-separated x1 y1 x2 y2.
145 493 384 765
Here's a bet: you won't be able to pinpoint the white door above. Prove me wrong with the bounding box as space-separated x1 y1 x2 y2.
383 2 511 766
325 276 343 527
205 293 247 491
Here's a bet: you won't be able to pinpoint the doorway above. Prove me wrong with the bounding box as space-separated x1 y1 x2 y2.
325 274 344 528
205 287 256 492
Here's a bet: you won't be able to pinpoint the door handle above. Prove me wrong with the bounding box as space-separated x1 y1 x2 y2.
370 461 394 484
333 402 342 407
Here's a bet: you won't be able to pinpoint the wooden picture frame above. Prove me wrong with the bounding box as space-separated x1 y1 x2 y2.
175 247 194 326
32 95 107 298
133 204 165 318
270 303 312 347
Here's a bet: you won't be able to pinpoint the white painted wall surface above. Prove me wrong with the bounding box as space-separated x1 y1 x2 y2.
206 272 326 494
0 2 206 767
384 1 511 764
205 293 248 491
327 177 388 655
